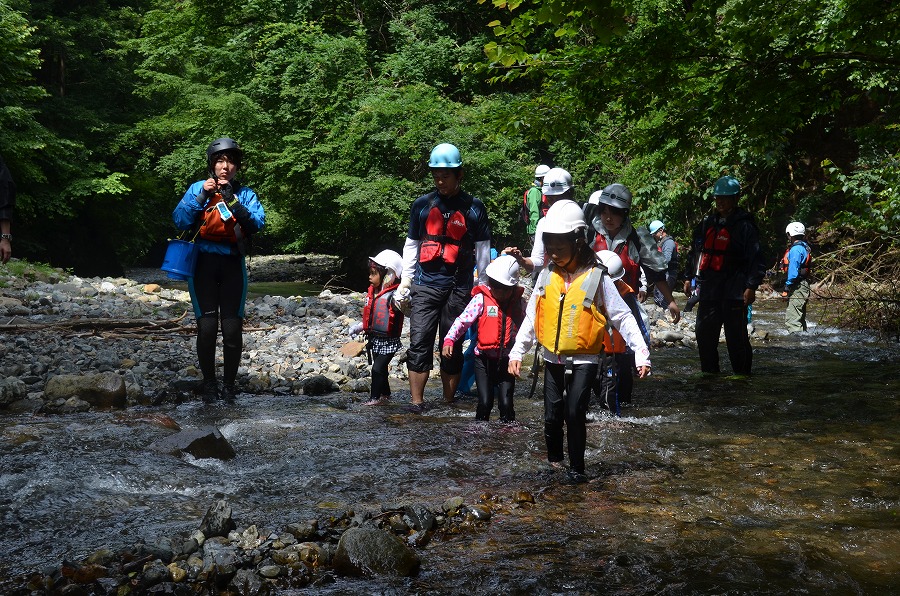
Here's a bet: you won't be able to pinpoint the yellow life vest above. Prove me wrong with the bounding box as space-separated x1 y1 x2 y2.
535 266 608 355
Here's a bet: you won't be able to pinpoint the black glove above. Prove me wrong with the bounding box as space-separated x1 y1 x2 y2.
219 183 235 202
228 199 259 234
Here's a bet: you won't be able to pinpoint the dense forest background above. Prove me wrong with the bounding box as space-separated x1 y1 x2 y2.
1 0 898 290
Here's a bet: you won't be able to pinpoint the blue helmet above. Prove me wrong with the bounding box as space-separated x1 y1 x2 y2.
428 143 462 168
649 220 665 234
713 176 741 196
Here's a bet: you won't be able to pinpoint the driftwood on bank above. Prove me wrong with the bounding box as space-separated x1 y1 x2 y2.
0 312 275 339
805 235 900 338
0 312 194 339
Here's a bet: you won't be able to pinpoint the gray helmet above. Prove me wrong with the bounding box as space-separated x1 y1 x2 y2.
207 137 243 165
598 183 632 210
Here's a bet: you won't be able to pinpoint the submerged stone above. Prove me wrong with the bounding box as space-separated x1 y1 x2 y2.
333 527 420 578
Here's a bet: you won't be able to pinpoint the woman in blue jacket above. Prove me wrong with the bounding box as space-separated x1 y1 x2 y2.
172 138 265 403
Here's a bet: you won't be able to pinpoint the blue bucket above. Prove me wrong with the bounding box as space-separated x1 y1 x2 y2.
161 239 199 281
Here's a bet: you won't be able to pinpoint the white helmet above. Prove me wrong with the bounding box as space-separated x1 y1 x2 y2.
649 220 665 234
542 199 587 234
369 249 403 278
785 222 805 237
541 167 572 196
534 164 551 179
485 254 520 287
596 250 625 281
587 190 603 205
597 183 632 210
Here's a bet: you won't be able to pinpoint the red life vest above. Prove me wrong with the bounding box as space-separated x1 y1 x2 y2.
418 197 470 266
198 193 239 243
699 223 730 272
781 240 812 278
362 283 403 337
472 285 524 355
593 232 641 291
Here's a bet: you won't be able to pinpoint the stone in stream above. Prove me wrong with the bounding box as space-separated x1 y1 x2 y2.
198 500 237 539
148 426 236 460
333 527 420 577
43 372 126 408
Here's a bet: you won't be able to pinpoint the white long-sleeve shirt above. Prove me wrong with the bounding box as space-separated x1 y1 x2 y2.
508 265 651 368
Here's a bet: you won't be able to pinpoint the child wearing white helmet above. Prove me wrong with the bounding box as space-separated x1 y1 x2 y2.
349 249 406 406
508 199 650 483
442 254 526 421
595 250 651 416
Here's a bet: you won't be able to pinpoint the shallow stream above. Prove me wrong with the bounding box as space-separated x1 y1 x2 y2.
0 301 897 594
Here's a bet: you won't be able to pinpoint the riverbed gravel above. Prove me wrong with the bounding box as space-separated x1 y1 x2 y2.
0 255 705 414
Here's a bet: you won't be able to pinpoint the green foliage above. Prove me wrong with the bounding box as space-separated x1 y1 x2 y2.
477 0 900 248
3 0 898 294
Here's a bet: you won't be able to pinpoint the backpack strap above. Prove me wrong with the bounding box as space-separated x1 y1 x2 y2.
579 266 605 309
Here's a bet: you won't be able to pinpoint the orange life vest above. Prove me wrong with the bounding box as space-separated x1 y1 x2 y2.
602 279 636 354
198 194 239 243
362 283 403 337
472 285 524 355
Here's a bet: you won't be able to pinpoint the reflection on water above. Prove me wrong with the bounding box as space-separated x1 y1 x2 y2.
0 302 898 593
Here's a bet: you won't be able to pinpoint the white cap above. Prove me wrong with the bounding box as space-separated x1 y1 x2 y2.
485 254 520 287
369 249 403 278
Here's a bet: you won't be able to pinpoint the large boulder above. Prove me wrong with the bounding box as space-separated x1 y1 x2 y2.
44 372 126 408
333 527 420 578
149 426 236 461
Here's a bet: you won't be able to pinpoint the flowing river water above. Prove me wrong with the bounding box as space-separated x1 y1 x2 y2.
0 301 897 594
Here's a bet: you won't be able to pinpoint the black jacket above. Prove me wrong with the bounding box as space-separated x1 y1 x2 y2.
0 155 15 221
687 208 766 301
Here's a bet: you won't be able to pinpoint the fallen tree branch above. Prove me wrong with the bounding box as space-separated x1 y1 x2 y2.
0 311 189 332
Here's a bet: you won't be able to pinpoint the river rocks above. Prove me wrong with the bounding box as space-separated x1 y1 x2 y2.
199 500 238 539
43 372 126 408
333 527 420 577
299 374 339 396
13 490 538 593
150 427 236 461
0 377 27 407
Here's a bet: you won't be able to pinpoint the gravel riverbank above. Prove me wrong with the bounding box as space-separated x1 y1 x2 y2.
0 254 704 413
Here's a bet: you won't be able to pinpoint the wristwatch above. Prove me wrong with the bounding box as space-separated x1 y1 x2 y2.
0 234 10 241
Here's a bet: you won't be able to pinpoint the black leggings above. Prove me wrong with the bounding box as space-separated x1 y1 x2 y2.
473 355 515 422
370 352 396 399
189 252 247 385
543 361 597 474
593 352 634 415
695 299 752 375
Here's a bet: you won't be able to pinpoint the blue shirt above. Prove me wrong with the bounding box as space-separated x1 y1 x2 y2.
173 180 265 255
785 241 810 287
